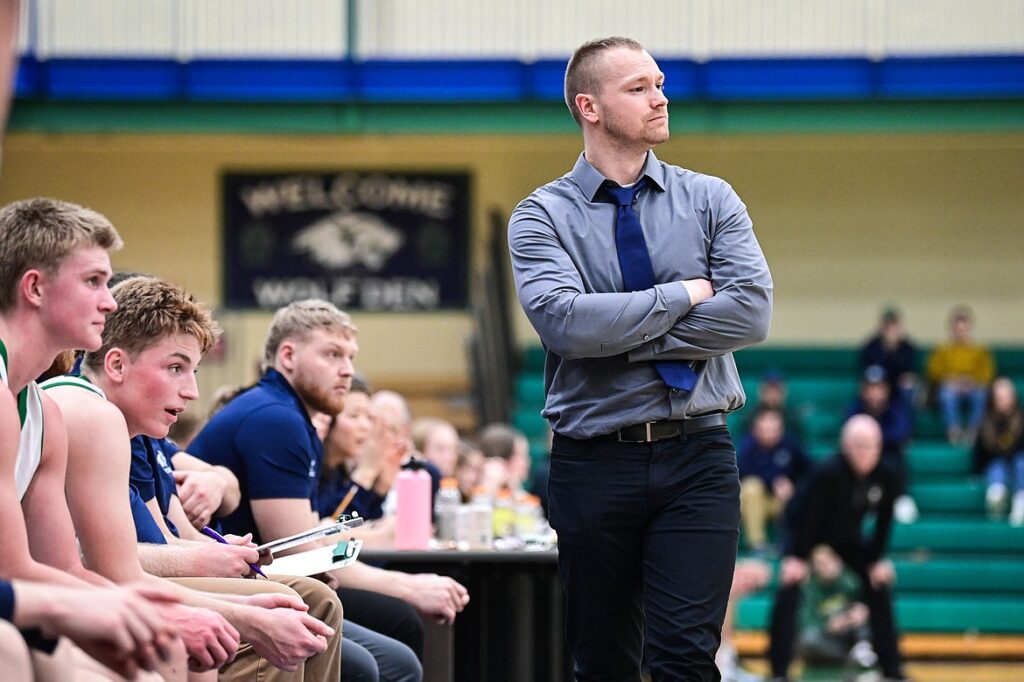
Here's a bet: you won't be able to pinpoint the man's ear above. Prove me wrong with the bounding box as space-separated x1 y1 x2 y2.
103 348 128 385
277 341 296 373
576 93 600 124
19 269 45 309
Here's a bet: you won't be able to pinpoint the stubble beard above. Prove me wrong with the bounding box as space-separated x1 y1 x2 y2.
604 112 670 152
293 369 346 417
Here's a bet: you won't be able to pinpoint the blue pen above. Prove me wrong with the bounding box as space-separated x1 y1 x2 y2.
202 526 267 578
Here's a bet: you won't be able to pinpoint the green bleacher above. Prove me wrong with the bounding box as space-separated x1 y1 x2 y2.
512 344 1024 644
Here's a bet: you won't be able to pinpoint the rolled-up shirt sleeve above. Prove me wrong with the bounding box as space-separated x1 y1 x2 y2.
627 182 772 362
509 198 693 360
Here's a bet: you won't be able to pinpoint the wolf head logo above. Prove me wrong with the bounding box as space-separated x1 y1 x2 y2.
293 211 404 271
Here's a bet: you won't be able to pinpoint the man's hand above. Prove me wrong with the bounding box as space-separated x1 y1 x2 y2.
242 592 309 613
682 278 714 306
779 556 809 587
772 476 794 503
238 605 334 671
30 583 181 678
189 541 261 578
225 533 274 569
868 559 896 589
401 573 470 625
160 603 240 672
174 469 227 529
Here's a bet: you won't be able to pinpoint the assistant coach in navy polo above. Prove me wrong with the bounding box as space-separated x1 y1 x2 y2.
509 37 773 681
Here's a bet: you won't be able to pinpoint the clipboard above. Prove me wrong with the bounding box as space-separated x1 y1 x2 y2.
256 516 365 555
265 539 363 577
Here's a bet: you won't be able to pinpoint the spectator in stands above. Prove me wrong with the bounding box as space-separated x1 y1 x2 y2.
737 406 811 553
926 306 995 445
974 377 1024 525
744 370 805 446
412 416 460 479
847 365 918 524
477 423 533 496
767 415 906 682
797 545 876 671
860 308 918 403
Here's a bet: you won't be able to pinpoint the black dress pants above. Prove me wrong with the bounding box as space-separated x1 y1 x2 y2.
548 427 740 682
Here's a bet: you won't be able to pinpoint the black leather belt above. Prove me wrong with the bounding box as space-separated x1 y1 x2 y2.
615 413 727 443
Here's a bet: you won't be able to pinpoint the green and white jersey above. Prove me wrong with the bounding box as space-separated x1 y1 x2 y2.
0 338 45 500
38 374 106 400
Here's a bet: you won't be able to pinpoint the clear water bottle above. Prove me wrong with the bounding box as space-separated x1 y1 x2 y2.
435 477 461 544
470 486 494 549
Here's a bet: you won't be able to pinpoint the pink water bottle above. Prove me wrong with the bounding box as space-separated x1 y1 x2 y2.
394 464 431 550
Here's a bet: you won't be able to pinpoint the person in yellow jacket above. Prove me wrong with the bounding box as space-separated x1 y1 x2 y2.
926 307 995 445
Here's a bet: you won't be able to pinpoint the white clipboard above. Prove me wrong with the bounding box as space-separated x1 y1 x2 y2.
265 539 363 577
256 516 365 555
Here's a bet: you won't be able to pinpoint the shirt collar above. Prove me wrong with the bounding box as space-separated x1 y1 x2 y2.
260 368 315 429
571 149 666 201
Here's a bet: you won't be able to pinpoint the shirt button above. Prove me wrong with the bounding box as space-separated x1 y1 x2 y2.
643 334 650 341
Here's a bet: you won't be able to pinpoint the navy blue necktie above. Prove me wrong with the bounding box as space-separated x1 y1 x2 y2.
606 179 698 392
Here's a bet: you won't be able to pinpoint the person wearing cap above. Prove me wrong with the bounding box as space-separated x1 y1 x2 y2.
736 406 811 553
847 365 918 523
860 309 918 402
742 369 806 447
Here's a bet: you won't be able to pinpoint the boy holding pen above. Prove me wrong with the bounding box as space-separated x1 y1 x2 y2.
42 272 341 681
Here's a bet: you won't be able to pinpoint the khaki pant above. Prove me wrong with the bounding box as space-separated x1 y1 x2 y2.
739 476 784 549
172 575 342 682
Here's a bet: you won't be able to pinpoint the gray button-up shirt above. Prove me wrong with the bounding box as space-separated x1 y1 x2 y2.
509 150 773 439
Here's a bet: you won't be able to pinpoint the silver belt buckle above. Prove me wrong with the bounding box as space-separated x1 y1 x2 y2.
645 422 653 442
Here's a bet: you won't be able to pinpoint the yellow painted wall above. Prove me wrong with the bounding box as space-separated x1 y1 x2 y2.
1 131 1022 400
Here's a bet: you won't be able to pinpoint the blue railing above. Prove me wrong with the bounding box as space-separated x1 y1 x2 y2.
13 0 1024 102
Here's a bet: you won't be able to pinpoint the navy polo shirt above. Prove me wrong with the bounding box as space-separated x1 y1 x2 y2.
130 436 180 538
130 483 167 545
0 580 12 621
188 369 322 545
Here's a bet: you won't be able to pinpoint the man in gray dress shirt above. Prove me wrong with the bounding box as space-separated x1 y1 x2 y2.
509 37 772 681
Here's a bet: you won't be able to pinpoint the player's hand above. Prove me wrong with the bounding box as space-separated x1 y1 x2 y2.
240 606 334 671
174 469 226 529
244 592 309 613
191 541 260 578
160 604 239 672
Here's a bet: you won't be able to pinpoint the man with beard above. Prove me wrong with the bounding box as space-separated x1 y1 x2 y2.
508 37 772 681
190 299 469 682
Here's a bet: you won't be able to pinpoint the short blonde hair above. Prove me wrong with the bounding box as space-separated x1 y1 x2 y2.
84 277 219 371
262 299 357 371
0 197 123 311
564 36 644 126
